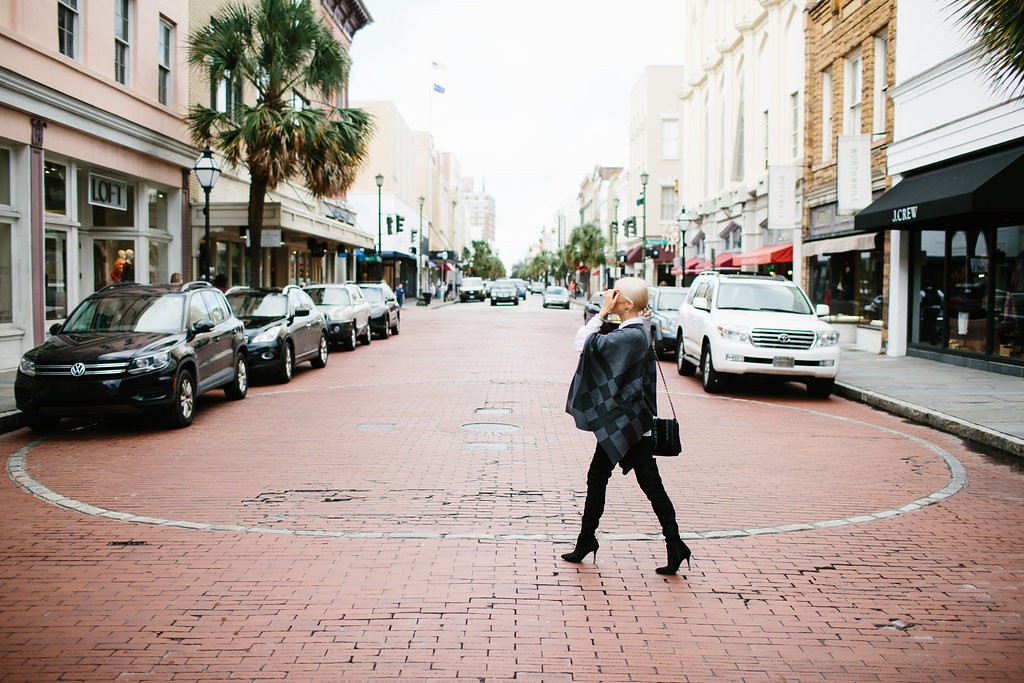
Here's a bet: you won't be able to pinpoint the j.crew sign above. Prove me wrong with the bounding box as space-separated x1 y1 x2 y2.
891 205 919 223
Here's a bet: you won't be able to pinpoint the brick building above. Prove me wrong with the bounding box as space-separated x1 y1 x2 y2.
803 0 896 353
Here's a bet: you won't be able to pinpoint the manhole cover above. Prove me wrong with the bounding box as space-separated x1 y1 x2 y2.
475 407 512 415
460 422 522 433
465 442 510 451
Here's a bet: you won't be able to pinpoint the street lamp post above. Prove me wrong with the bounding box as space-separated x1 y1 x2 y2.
375 173 384 281
192 146 221 282
612 197 620 285
640 171 649 283
417 195 425 298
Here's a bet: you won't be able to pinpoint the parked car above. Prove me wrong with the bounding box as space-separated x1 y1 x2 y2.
648 286 690 359
357 281 401 338
542 285 571 309
226 286 328 383
490 279 519 305
460 276 487 302
582 292 621 329
303 283 372 351
15 281 248 430
676 272 840 397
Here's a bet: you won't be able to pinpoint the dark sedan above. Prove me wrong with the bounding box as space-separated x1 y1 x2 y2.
356 282 401 339
226 286 328 383
15 282 248 430
648 285 690 359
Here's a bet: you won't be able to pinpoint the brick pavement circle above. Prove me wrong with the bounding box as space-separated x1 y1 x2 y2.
5 385 967 541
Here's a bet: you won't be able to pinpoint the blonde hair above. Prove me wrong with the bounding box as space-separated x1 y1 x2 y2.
615 277 650 314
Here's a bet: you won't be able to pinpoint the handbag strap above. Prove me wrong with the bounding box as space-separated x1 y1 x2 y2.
649 334 678 420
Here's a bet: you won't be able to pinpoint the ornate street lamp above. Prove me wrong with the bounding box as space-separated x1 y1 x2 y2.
417 195 425 298
192 146 221 282
640 170 649 281
375 173 384 281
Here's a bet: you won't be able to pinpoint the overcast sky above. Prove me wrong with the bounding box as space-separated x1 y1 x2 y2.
348 0 686 268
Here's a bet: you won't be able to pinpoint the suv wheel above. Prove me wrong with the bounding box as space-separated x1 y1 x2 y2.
806 377 835 399
360 324 372 346
170 369 196 428
225 355 248 400
380 319 391 339
344 327 357 351
311 334 328 368
677 336 696 376
276 341 294 383
701 344 722 393
391 315 400 335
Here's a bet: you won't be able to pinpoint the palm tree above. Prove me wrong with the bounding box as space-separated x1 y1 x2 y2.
949 0 1024 97
561 224 606 297
188 0 373 287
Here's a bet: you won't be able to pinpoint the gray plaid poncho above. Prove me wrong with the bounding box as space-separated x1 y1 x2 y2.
565 324 657 467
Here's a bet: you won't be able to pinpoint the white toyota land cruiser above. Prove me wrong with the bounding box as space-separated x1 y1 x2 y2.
675 272 841 397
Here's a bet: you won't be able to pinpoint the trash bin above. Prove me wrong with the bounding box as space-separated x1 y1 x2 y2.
419 292 432 306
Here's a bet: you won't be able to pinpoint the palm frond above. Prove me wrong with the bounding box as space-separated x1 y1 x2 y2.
948 0 1024 97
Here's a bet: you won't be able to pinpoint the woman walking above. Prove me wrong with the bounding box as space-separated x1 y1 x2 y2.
563 277 690 574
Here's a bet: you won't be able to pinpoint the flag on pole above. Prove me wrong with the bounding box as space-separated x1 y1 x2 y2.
433 83 445 94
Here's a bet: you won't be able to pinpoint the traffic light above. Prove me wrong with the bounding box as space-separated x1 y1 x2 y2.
623 217 636 237
386 216 394 234
617 251 626 265
645 247 660 259
610 220 618 234
395 215 404 232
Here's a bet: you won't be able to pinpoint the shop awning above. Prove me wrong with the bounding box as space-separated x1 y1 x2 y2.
625 245 676 264
685 259 711 273
803 232 879 257
854 142 1024 231
442 263 455 272
734 243 793 266
684 256 701 269
715 252 735 267
382 250 415 261
625 245 643 264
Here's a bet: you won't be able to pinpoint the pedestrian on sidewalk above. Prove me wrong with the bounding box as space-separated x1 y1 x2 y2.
563 277 690 575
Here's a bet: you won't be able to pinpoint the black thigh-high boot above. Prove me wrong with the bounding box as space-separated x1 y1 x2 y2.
562 446 613 563
632 454 691 574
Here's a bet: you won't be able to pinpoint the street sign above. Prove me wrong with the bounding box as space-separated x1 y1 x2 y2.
645 239 668 247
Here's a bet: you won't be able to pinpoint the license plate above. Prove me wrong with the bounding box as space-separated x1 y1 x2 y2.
773 356 795 368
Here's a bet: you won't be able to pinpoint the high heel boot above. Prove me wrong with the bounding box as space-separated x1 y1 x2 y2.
656 537 691 575
561 535 599 563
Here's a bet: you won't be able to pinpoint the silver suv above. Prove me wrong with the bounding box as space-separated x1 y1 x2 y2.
676 272 841 397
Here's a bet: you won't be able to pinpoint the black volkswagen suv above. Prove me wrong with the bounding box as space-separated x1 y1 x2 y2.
15 281 248 431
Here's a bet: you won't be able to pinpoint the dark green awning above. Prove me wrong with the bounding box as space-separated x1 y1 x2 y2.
854 141 1024 231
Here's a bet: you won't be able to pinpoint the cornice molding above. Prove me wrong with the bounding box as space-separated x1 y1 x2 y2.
0 66 196 168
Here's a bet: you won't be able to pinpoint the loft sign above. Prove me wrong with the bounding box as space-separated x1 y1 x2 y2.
891 205 919 223
88 173 128 211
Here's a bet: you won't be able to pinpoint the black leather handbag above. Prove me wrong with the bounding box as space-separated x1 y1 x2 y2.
650 339 682 457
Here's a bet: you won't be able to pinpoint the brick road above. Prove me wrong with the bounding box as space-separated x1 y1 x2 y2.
1 297 1022 681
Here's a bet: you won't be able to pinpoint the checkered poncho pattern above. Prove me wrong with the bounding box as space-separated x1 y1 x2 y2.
565 324 657 467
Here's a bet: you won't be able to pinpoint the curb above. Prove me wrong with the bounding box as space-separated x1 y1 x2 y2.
834 381 1024 458
0 409 23 436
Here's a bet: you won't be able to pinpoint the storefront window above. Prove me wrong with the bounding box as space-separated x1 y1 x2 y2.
149 240 167 285
995 226 1024 359
230 242 243 286
807 244 883 323
93 239 136 290
92 184 135 227
0 148 11 206
948 230 988 354
45 231 68 319
912 230 946 347
44 161 66 215
0 223 11 323
147 188 168 231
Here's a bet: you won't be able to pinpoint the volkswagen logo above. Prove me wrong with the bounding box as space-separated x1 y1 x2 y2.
70 363 86 377
777 333 790 344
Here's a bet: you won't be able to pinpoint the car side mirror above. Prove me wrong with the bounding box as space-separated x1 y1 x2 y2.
692 296 710 311
294 307 310 317
191 320 215 335
816 304 830 317
48 322 63 335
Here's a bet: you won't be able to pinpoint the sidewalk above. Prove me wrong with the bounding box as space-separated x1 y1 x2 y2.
1 328 1021 457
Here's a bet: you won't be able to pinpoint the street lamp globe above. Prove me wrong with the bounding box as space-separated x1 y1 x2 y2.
375 173 384 188
640 171 649 187
193 146 221 191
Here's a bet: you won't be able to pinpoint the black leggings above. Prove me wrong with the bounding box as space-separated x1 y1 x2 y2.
579 438 679 540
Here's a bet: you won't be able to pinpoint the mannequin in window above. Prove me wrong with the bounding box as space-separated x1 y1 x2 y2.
110 249 127 283
120 249 135 283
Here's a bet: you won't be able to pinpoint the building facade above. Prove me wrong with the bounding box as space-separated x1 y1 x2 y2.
803 0 896 354
677 0 807 285
0 0 194 369
188 0 374 291
853 0 1024 374
459 179 496 245
629 66 686 284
